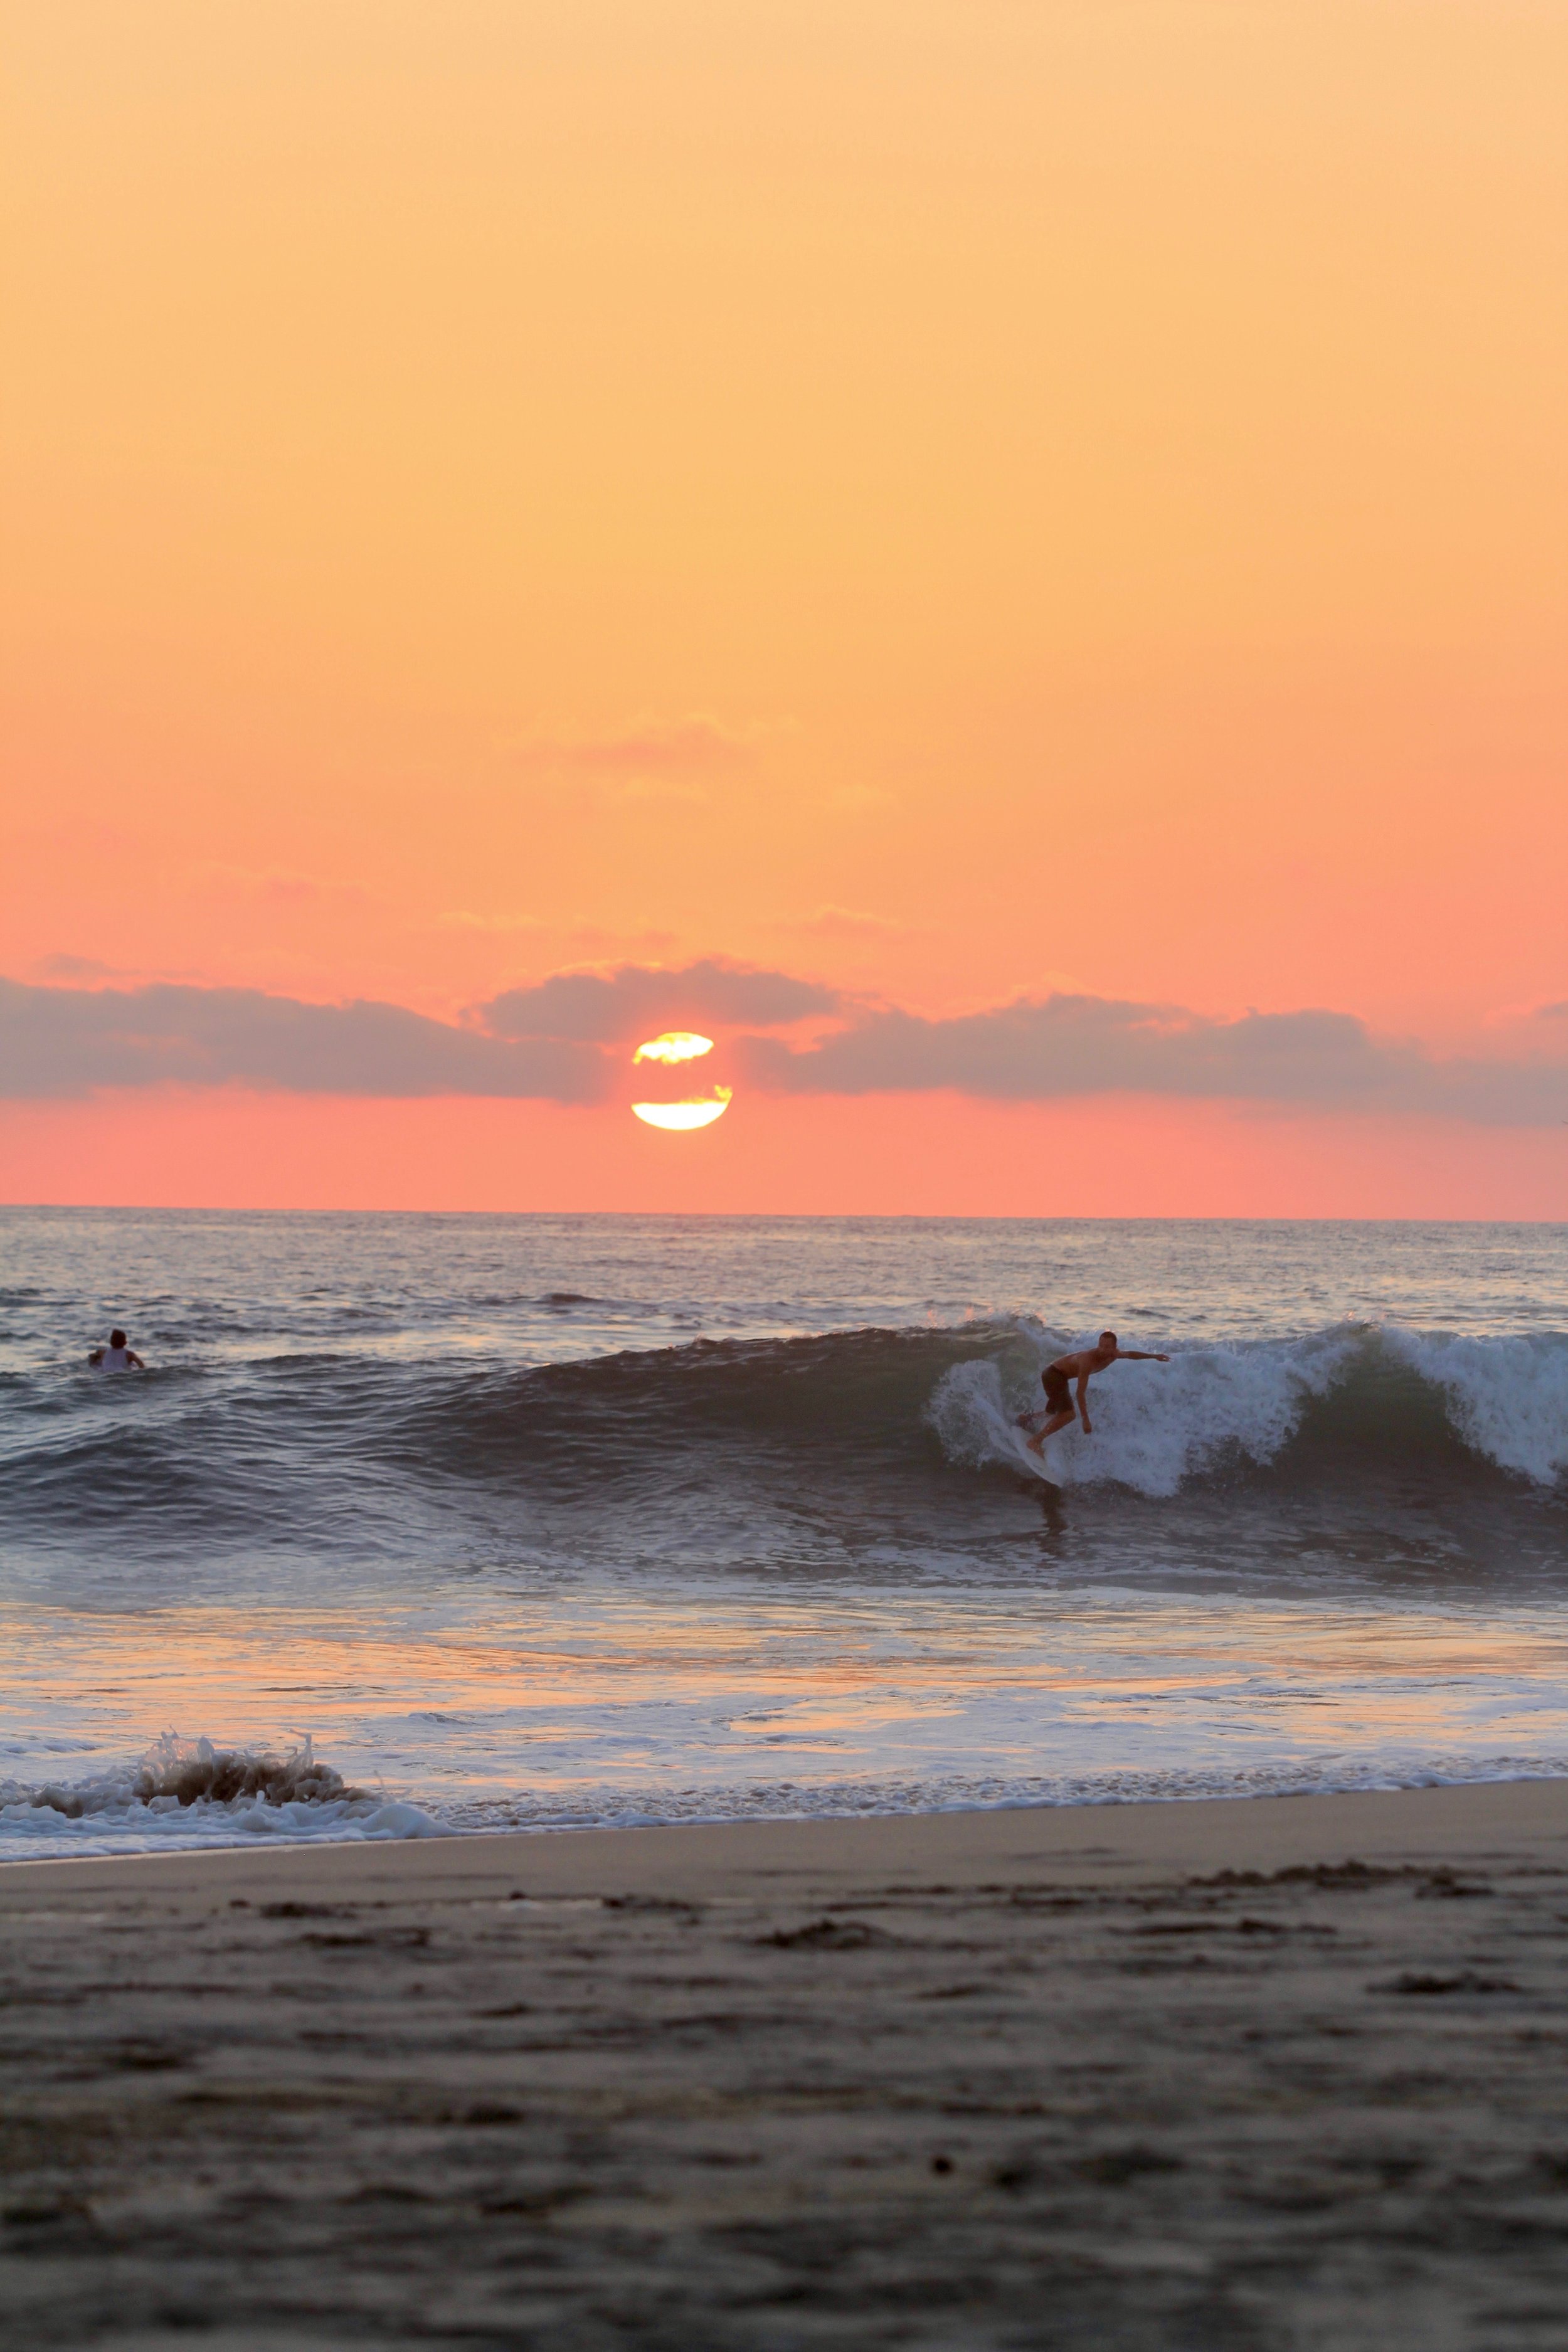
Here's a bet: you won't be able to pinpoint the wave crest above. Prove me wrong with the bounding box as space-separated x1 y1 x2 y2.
3 1321 1563 1555
928 1325 1568 1497
0 1732 445 1850
1389 1330 1568 1486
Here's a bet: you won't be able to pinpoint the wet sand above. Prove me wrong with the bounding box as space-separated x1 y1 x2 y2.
4 1782 1568 2349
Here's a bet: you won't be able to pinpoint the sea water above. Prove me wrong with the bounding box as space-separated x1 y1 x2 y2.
1 1209 1565 1859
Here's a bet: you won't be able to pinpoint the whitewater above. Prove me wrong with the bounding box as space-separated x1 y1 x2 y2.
1 1209 1565 1861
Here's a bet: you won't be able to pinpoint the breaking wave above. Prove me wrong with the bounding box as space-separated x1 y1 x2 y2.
926 1317 1568 1496
1 1322 1563 1570
0 1732 445 1854
928 1323 1568 1498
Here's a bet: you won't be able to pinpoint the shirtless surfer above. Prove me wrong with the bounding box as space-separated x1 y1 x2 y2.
88 1328 146 1372
1025 1330 1167 1454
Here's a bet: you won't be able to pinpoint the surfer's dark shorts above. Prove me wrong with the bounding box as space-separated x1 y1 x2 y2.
1041 1366 1072 1413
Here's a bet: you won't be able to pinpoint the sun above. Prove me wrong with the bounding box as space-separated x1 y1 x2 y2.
630 1032 733 1130
633 1032 714 1066
632 1091 733 1131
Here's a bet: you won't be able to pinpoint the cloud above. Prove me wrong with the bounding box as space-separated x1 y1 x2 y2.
509 718 751 778
0 979 607 1103
822 784 896 814
483 959 842 1044
438 911 553 935
193 864 373 909
1535 1000 1568 1022
37 954 119 981
794 906 908 940
437 913 681 957
612 778 711 808
36 951 235 988
733 991 1568 1126
3 970 1561 1126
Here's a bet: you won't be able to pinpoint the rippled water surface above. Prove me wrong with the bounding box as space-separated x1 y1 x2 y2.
2 1210 1565 1857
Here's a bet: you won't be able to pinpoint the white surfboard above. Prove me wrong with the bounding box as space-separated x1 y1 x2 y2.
1009 1416 1062 1486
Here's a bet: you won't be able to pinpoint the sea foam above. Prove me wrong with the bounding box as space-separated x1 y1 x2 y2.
928 1324 1567 1495
0 1731 446 1857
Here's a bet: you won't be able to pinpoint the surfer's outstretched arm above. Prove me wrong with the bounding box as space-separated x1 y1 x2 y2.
1111 1348 1168 1362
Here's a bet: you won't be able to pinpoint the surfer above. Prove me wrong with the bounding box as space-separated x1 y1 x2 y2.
88 1328 146 1372
1025 1331 1167 1454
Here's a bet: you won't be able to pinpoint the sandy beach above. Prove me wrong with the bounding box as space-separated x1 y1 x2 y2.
4 1782 1568 2349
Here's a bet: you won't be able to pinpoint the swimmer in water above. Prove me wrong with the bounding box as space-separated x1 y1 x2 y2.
88 1327 146 1372
1025 1330 1167 1454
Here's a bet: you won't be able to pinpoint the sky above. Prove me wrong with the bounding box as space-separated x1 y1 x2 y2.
3 0 1564 1216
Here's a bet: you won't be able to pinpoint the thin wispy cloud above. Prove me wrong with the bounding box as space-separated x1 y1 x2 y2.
37 954 121 982
822 784 896 815
793 906 908 940
191 864 374 909
507 718 753 778
34 953 227 989
437 914 679 955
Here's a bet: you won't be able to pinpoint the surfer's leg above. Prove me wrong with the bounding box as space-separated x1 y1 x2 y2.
1025 1410 1076 1454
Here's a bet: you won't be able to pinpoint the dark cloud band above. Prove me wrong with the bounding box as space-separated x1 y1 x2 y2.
484 958 840 1043
3 968 1562 1126
735 993 1568 1126
0 980 606 1103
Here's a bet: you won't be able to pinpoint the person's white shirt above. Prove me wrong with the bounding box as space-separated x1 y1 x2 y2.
89 1337 145 1371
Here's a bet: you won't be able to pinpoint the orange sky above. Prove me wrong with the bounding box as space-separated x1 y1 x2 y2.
3 1 1564 1214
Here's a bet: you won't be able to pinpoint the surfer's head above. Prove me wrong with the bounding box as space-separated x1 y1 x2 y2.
110 1329 127 1348
1098 1330 1117 1350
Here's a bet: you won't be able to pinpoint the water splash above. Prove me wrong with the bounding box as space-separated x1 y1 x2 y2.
0 1730 445 1853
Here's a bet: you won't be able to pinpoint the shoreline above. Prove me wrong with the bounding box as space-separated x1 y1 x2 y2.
5 1772 1568 1899
10 1756 1568 1880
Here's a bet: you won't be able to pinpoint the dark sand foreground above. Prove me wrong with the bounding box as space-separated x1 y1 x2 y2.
4 1783 1568 2351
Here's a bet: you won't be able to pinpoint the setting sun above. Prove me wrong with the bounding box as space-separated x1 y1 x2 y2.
633 1034 716 1066
630 1090 733 1132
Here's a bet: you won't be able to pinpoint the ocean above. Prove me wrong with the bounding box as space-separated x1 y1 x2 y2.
2 1209 1565 1862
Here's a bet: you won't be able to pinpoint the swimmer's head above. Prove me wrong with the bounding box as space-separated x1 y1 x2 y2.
1098 1330 1117 1350
110 1328 127 1348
